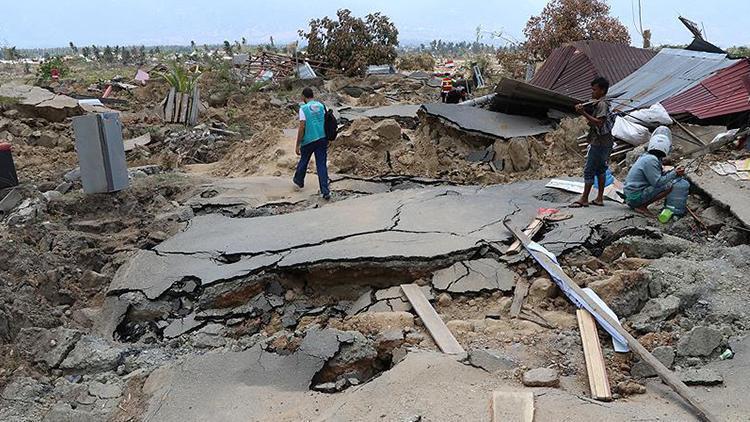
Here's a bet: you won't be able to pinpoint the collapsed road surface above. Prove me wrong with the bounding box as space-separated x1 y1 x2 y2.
106 179 637 312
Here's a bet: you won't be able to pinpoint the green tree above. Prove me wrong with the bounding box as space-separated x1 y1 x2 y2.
299 9 399 76
81 46 91 58
223 40 233 56
68 41 78 53
121 48 132 64
102 45 114 62
524 0 630 60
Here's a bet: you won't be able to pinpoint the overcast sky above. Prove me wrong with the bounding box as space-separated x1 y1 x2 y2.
2 0 748 49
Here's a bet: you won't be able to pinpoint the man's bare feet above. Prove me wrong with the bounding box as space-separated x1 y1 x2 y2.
591 199 604 206
570 200 589 208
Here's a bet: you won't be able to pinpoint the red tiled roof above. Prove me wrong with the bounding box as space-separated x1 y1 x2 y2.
530 40 656 100
662 58 750 119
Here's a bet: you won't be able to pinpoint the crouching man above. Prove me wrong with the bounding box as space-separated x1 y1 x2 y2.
624 126 690 216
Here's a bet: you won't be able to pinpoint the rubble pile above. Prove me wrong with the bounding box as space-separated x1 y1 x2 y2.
2 40 750 422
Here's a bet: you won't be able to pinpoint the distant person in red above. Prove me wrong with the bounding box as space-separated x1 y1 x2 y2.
440 74 453 103
51 68 60 81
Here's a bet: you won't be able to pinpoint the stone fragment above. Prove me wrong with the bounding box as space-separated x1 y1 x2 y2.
631 346 676 378
88 381 122 399
299 328 349 360
677 326 723 357
522 367 559 387
507 137 531 171
588 271 649 317
466 349 517 372
699 206 727 231
16 327 82 368
679 368 724 386
42 403 101 422
527 277 557 302
372 119 402 141
347 289 374 316
59 335 126 373
630 295 681 332
1 377 51 401
163 314 203 339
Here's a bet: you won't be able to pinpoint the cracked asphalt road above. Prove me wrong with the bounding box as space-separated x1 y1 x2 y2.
108 180 639 301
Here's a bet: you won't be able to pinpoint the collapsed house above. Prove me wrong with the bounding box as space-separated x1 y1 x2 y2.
663 58 750 126
609 49 737 112
529 40 656 100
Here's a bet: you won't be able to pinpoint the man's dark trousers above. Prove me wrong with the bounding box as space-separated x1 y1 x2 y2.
293 137 330 197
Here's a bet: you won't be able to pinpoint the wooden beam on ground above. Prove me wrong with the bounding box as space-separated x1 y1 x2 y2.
491 391 534 422
400 284 465 355
509 279 530 318
576 309 613 401
503 221 718 422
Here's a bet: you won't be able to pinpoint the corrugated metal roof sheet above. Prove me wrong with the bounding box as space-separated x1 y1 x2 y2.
529 40 655 100
610 48 738 111
663 59 750 119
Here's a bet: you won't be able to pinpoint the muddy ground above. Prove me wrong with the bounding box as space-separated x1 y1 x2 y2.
1 66 749 422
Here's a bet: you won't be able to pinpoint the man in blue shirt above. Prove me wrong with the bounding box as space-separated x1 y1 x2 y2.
293 87 330 200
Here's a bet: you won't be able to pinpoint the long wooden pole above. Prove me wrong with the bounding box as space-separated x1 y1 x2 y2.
503 221 718 422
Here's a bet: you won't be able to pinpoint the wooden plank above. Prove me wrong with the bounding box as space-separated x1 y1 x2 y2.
509 279 530 318
504 222 719 422
491 391 534 422
505 218 544 254
188 86 200 126
164 88 176 123
178 93 189 123
400 284 465 355
172 91 182 122
576 309 613 401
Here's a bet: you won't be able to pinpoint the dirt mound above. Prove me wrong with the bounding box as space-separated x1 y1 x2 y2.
211 127 297 177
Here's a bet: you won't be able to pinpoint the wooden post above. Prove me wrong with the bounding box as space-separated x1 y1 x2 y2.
188 86 200 126
164 88 176 123
503 221 719 422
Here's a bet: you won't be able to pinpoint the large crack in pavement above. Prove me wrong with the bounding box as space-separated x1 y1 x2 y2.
106 180 640 314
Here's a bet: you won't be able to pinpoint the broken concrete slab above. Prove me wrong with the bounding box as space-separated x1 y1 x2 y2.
465 349 518 372
432 259 515 293
109 249 281 300
679 368 724 386
108 181 636 305
420 103 552 139
141 346 328 421
689 170 750 228
0 83 82 122
123 133 152 152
